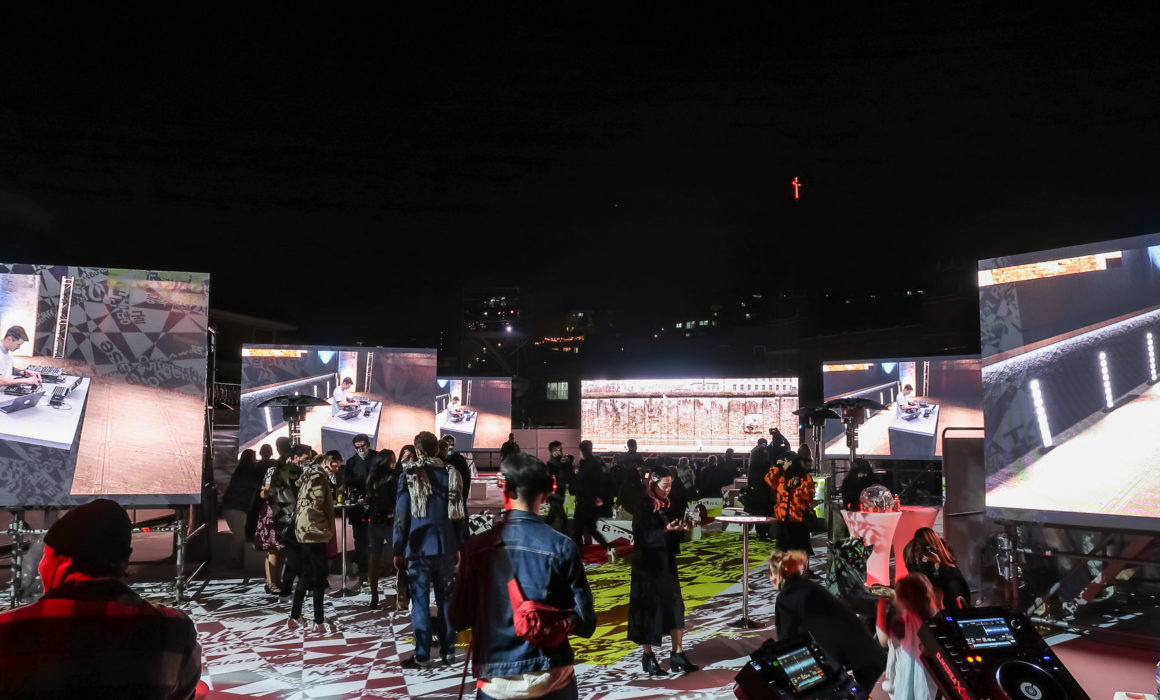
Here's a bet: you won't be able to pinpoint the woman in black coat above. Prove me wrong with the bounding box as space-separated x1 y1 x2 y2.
745 445 776 541
627 467 698 676
903 527 972 610
222 448 264 568
364 449 399 610
769 550 886 690
841 458 882 512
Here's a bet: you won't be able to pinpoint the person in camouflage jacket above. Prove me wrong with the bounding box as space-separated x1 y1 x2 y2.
289 450 339 631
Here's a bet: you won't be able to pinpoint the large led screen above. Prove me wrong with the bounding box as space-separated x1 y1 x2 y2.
0 263 210 506
822 356 983 460
979 232 1160 530
241 345 436 463
581 377 799 453
435 377 511 450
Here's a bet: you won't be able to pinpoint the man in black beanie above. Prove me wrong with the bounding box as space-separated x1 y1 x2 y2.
0 498 202 699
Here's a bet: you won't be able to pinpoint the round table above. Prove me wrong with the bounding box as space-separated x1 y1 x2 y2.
839 510 902 587
717 515 777 629
890 506 941 581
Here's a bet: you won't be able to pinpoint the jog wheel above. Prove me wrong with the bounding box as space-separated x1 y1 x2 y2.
995 661 1069 700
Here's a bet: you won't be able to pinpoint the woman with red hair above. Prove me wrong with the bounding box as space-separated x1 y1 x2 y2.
627 467 698 676
876 573 939 700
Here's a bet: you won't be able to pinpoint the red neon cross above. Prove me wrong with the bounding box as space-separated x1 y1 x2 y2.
792 176 802 199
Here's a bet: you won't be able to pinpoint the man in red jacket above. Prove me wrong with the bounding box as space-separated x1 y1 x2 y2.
0 499 202 699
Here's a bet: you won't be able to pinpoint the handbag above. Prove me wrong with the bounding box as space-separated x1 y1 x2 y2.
495 523 575 649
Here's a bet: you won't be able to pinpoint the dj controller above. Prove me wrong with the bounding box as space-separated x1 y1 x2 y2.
734 633 872 700
26 365 65 382
919 606 1089 700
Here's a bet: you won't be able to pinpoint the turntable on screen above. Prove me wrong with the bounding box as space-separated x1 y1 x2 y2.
438 406 478 449
321 400 383 461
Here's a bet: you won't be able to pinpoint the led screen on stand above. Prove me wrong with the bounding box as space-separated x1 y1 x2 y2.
240 345 437 463
434 376 511 450
0 263 210 507
820 355 983 461
979 231 1160 531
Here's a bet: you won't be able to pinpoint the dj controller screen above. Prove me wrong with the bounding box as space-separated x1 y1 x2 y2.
956 617 1018 649
776 647 827 692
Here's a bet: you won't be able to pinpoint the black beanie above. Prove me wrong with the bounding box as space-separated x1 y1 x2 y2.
44 498 133 565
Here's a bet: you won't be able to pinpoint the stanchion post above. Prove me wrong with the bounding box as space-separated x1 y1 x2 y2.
740 523 750 620
9 511 23 608
1004 522 1019 610
341 502 347 591
174 517 186 604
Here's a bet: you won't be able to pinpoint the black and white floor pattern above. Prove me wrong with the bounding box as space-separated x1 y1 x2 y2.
187 543 831 699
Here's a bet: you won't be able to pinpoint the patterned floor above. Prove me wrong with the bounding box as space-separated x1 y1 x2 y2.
184 532 828 699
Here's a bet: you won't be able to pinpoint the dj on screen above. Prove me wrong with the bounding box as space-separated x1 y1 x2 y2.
0 326 41 388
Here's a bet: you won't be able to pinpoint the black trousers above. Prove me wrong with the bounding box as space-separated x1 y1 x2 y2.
573 503 608 547
280 538 302 594
291 542 328 623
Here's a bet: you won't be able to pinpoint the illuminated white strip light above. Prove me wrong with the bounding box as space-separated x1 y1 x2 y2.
1029 379 1052 449
264 407 274 433
1148 332 1157 382
1099 351 1114 409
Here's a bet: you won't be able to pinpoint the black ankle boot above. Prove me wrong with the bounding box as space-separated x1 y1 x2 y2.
669 651 699 673
642 651 668 676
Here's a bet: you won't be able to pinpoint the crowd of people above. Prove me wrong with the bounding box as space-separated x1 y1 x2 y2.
0 424 975 699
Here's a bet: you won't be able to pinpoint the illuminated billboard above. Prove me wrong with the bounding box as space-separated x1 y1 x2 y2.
240 345 436 462
581 377 798 453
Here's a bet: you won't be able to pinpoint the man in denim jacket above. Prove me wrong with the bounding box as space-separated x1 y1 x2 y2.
451 453 596 700
394 431 468 668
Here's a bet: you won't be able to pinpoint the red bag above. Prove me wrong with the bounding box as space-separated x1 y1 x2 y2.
496 523 575 649
506 578 573 649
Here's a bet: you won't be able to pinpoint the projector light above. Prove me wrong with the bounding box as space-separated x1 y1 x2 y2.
1148 332 1157 383
1029 379 1052 449
1099 351 1114 410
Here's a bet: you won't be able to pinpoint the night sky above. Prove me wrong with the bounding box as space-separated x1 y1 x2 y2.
3 6 1160 344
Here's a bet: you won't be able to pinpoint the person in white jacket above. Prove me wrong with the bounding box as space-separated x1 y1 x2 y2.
876 573 939 700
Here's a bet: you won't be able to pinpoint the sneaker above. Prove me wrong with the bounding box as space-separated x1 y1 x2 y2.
286 616 303 631
310 623 327 634
400 656 433 669
442 651 457 666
